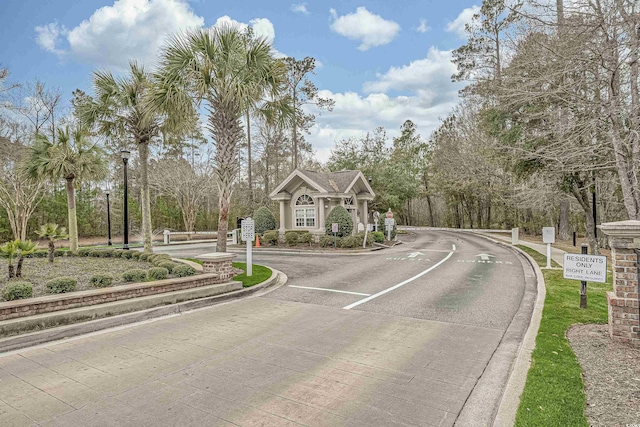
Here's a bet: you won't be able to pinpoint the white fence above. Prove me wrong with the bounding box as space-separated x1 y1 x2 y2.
162 230 234 244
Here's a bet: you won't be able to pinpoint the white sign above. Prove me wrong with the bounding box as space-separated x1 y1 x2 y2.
332 223 338 233
542 227 555 244
385 218 395 226
241 218 255 242
563 253 607 283
386 224 393 231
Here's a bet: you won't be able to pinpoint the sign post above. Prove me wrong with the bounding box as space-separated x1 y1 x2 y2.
373 211 380 232
332 223 338 248
542 227 555 269
385 210 394 242
563 245 607 308
241 217 255 276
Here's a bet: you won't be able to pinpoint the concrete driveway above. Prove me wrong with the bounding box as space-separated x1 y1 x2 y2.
0 230 536 426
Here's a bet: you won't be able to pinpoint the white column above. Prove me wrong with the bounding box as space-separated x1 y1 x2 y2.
279 200 286 232
318 197 325 231
363 200 368 227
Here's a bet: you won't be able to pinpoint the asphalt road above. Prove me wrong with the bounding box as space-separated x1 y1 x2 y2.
0 231 535 427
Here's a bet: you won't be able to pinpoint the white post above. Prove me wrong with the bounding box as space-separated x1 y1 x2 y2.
163 230 170 245
279 200 286 232
363 227 368 248
512 227 519 245
546 243 552 269
247 239 252 277
388 228 391 242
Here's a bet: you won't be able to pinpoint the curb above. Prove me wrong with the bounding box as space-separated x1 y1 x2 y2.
453 233 544 427
0 268 287 353
225 247 384 256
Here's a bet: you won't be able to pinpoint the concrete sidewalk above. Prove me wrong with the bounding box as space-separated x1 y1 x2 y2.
476 232 566 267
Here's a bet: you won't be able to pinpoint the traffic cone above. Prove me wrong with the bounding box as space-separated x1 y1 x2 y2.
255 234 261 247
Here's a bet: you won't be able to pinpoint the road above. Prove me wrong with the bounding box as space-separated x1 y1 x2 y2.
0 230 535 427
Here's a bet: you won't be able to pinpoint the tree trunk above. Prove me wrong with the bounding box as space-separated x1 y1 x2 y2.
210 98 243 253
138 141 153 253
8 263 14 279
570 178 599 254
16 257 24 278
65 176 78 254
292 88 298 169
559 199 570 240
246 111 253 208
48 241 55 263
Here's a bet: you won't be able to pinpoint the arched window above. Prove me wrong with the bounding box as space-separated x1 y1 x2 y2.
296 194 314 206
344 196 354 206
294 194 315 227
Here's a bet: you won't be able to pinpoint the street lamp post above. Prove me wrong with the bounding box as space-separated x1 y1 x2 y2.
121 150 131 250
105 191 112 246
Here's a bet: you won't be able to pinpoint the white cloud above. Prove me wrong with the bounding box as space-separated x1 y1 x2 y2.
35 0 280 70
446 5 480 38
306 48 465 162
35 22 68 54
416 19 430 33
329 7 400 51
291 3 310 15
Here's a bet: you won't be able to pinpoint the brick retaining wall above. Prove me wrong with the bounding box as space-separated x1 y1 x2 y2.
0 273 223 321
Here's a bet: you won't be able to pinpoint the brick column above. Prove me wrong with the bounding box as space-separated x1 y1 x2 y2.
598 220 640 347
196 252 237 282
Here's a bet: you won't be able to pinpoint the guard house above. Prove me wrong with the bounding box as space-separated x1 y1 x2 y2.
269 169 375 238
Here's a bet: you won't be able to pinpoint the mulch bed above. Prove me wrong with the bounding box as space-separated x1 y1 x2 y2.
0 257 156 298
567 324 640 427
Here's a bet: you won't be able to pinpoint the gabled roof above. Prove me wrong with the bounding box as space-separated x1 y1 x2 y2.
269 169 375 199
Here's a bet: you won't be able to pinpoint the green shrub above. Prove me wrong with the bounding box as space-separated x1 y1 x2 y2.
129 251 140 259
158 261 177 273
77 248 91 257
319 235 339 248
26 250 48 258
339 236 359 248
371 231 385 243
173 264 196 277
139 253 152 261
46 277 77 294
254 206 277 235
263 230 279 246
54 249 67 257
285 232 299 246
90 274 114 288
355 231 374 247
2 282 33 300
377 214 397 240
325 206 353 237
148 267 168 281
122 269 147 282
89 249 102 257
152 255 171 267
298 232 313 245
103 249 116 258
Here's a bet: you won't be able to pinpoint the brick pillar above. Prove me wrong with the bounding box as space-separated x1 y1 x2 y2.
196 252 237 282
598 220 640 347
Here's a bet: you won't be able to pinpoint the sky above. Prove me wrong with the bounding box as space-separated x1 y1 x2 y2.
0 0 479 162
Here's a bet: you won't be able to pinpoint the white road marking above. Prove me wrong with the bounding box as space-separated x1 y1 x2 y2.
288 285 371 296
343 244 456 310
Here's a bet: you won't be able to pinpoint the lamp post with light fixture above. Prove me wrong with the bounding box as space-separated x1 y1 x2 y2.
121 150 130 250
105 191 112 246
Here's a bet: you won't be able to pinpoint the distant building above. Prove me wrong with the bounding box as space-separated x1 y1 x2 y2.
269 169 375 238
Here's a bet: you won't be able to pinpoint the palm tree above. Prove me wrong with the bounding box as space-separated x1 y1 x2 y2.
154 24 290 252
24 126 106 253
15 239 37 278
36 223 68 263
0 240 18 279
78 62 166 253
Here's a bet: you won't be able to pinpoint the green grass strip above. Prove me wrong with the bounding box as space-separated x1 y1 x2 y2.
514 245 611 426
232 262 271 287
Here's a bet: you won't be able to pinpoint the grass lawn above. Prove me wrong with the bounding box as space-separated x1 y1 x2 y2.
515 245 611 427
180 259 272 288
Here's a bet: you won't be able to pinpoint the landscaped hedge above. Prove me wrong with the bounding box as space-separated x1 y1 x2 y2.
90 274 114 288
325 206 353 237
158 261 178 273
263 230 279 246
148 267 168 281
173 264 196 277
254 206 277 235
122 269 147 282
285 231 299 246
319 235 339 248
2 282 33 300
371 231 385 243
46 277 77 294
